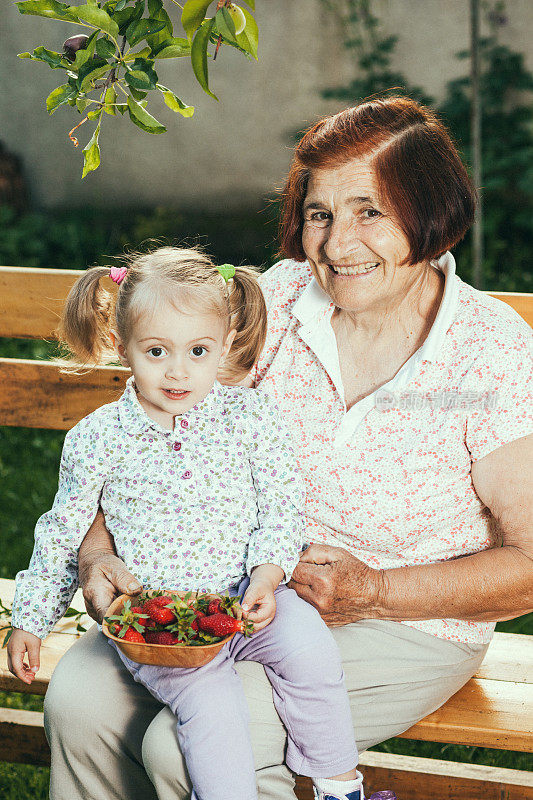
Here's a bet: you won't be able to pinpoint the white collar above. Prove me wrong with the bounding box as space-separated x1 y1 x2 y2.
291 251 459 366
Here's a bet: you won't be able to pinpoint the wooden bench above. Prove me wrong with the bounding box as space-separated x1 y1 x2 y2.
0 266 532 799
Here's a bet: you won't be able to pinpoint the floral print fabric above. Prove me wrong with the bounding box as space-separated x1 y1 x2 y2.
252 253 533 644
13 380 304 638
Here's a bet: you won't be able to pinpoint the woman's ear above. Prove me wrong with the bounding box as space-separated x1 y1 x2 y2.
221 328 237 361
110 330 130 367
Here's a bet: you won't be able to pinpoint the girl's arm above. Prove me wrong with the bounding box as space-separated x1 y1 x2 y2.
11 417 110 639
246 393 305 585
78 510 142 623
290 434 533 624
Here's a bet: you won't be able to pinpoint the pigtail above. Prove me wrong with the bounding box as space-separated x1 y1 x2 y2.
221 267 267 384
57 266 117 371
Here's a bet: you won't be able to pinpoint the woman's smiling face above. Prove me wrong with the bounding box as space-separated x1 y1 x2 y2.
301 156 426 314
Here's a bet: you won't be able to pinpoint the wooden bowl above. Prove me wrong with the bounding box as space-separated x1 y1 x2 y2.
102 592 236 667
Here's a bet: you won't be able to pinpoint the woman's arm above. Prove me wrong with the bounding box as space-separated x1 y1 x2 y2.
290 434 533 625
78 510 142 622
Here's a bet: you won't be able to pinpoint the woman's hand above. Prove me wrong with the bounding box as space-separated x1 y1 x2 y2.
288 543 383 626
79 548 142 623
7 628 42 684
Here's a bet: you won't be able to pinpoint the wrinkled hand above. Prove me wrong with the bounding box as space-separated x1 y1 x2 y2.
241 579 277 632
287 543 383 626
78 549 142 623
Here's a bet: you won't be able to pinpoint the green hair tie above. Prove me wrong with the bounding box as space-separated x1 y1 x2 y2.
216 263 236 283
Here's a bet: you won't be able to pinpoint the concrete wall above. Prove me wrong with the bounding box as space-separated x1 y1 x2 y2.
1 0 532 210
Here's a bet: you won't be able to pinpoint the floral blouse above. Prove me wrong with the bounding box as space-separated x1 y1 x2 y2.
13 380 305 639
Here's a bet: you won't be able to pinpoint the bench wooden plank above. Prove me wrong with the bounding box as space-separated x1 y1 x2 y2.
0 266 97 339
399 677 533 752
1 266 532 341
295 752 533 800
0 358 128 429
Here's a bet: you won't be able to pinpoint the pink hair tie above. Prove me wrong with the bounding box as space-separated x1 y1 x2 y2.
110 266 127 285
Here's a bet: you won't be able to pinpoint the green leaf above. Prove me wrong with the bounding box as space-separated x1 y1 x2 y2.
103 84 117 114
95 36 116 59
242 0 255 9
125 58 158 91
158 84 194 117
235 7 258 60
87 108 102 120
191 18 218 100
115 0 127 9
46 83 74 113
128 86 147 101
215 7 237 44
77 58 113 92
152 37 190 59
18 46 66 69
126 17 166 47
127 94 166 133
82 120 101 178
112 2 144 36
76 96 90 113
145 6 174 50
182 0 213 42
116 103 127 114
15 0 78 22
75 5 119 38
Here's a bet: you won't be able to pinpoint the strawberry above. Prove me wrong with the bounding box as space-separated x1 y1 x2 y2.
147 595 174 607
145 631 182 645
207 599 222 615
142 598 177 625
190 610 206 633
122 627 145 643
198 613 254 638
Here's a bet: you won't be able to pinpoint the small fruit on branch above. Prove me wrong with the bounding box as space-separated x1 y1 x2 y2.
63 34 89 63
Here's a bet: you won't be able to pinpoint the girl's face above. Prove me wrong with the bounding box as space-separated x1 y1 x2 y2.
113 300 235 430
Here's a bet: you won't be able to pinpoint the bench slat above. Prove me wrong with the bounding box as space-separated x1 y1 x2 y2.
0 358 128 429
1 266 532 341
0 267 84 339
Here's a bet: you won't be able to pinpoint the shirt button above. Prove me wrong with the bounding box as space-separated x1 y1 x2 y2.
180 419 189 429
182 470 192 479
173 442 181 451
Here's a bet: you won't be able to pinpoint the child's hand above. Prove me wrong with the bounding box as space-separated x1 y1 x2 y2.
7 628 42 684
241 579 276 631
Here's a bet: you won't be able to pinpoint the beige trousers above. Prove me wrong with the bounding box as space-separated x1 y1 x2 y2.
44 620 487 800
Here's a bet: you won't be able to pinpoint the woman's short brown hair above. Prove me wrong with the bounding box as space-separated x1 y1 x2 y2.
279 96 476 265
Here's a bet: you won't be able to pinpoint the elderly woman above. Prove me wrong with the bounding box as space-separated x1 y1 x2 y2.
44 97 532 800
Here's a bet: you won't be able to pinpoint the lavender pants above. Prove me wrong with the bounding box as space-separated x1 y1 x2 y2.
115 581 358 800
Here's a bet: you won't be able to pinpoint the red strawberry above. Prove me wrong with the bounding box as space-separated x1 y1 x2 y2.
143 598 177 625
148 595 174 607
122 627 145 643
207 599 222 615
145 631 182 645
190 610 206 633
198 613 253 638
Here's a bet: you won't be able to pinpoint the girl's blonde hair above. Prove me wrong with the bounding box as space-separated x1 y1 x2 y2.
58 246 267 384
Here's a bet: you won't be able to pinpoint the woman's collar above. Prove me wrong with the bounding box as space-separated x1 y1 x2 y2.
291 252 459 364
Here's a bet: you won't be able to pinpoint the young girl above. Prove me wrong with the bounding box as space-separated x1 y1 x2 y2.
8 247 368 800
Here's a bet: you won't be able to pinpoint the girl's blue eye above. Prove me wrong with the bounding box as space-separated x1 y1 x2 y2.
191 346 207 357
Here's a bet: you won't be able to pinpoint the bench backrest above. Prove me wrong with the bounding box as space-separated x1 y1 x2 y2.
1 265 533 431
